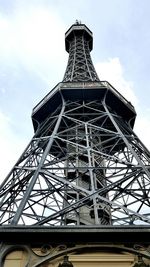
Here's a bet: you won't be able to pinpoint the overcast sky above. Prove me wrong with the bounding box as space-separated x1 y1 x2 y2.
0 0 150 181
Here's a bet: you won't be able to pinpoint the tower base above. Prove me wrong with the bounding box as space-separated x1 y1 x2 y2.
1 226 150 266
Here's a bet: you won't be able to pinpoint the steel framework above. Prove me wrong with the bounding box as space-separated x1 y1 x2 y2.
0 22 150 226
63 23 99 82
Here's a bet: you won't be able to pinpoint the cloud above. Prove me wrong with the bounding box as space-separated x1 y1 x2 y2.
0 111 28 181
0 5 67 84
95 57 138 107
135 108 150 149
95 58 150 149
0 4 68 182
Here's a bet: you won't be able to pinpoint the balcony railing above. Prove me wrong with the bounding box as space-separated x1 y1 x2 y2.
32 81 135 115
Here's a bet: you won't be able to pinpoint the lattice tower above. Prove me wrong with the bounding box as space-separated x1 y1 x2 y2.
0 22 150 226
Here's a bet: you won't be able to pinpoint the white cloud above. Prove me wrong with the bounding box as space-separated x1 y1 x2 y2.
0 4 68 183
0 6 67 84
96 58 138 107
135 109 150 149
96 58 150 150
0 111 28 181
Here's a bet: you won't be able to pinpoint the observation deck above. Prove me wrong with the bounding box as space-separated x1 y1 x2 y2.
32 81 136 132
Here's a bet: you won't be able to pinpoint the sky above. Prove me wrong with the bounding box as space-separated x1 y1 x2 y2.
0 0 150 181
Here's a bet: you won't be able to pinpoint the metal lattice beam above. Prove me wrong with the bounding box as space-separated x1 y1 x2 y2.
0 96 150 226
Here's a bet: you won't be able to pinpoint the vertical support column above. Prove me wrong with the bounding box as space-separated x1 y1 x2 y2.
85 123 99 224
11 99 66 225
103 100 150 178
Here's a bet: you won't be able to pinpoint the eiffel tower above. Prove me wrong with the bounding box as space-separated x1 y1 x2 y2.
0 22 150 267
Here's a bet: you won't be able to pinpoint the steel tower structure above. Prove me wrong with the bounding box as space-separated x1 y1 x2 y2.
0 22 150 227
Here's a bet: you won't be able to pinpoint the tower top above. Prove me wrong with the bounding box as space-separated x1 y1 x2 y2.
63 22 99 82
65 22 93 52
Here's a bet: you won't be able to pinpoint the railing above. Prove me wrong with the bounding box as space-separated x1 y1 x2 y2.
32 82 61 115
65 24 93 38
100 81 135 111
32 81 135 115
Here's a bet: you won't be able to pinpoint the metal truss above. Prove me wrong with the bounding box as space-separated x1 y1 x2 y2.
0 96 150 226
63 29 99 82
